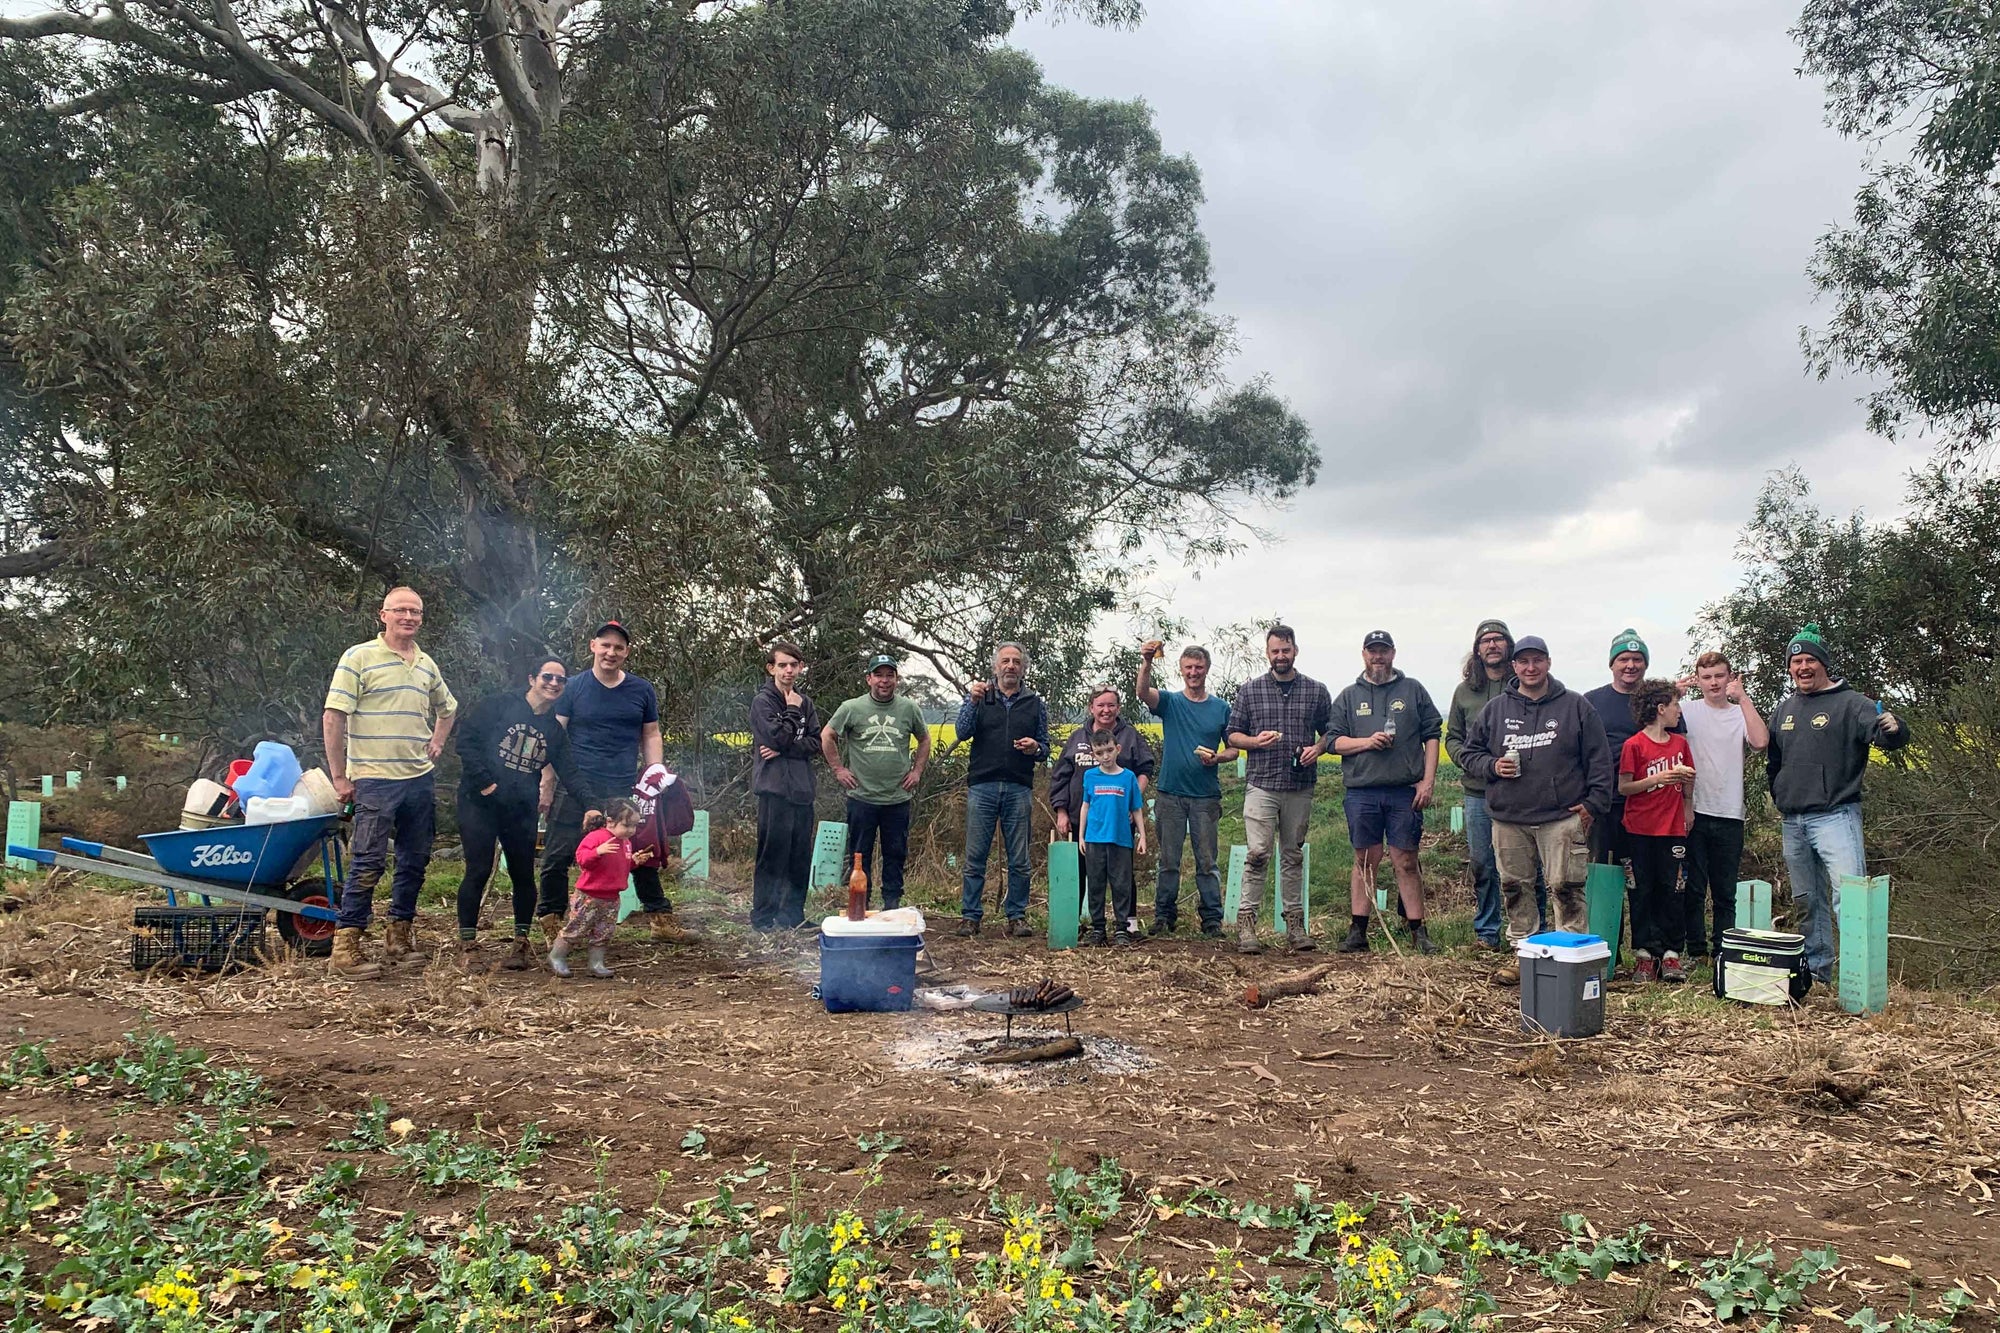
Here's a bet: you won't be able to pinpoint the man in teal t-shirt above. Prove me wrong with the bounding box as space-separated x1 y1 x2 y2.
821 655 932 910
1136 641 1237 936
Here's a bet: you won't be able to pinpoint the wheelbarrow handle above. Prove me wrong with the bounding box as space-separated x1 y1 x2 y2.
59 837 105 858
6 845 52 865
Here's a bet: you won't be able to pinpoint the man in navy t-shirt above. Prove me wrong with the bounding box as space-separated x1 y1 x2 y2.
535 621 693 942
1136 641 1236 936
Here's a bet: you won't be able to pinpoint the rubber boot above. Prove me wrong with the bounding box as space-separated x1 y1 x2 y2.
648 913 697 944
537 913 565 943
548 938 573 979
382 919 427 970
330 928 384 980
1283 909 1316 953
1410 922 1439 955
587 947 614 979
1235 908 1263 955
500 936 533 971
1337 919 1370 953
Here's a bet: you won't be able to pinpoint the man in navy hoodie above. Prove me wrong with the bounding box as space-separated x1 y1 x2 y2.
1766 623 1907 982
1457 636 1615 985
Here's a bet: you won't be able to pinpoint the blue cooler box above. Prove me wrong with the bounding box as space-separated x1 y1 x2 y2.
818 909 925 1013
1518 931 1610 1037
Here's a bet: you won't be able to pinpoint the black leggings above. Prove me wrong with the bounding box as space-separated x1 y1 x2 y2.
457 791 540 936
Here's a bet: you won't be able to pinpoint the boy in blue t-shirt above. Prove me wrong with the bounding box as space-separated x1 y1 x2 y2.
1078 730 1148 946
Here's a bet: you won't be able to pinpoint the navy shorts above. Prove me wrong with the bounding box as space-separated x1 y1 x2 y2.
1344 784 1423 851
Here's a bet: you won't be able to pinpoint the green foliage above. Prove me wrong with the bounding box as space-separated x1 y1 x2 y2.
1696 1241 1839 1322
324 1096 549 1190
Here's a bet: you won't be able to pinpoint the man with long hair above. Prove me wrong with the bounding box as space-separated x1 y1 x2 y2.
1445 619 1515 950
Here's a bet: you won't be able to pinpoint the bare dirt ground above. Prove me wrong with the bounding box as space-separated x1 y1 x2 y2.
2 866 1996 1326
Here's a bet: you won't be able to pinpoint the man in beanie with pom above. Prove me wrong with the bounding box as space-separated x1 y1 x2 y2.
1767 624 1907 983
1585 628 1675 871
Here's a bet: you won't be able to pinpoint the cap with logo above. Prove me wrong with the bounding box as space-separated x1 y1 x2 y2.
1362 630 1394 650
866 653 900 673
592 620 631 643
1512 635 1550 659
1607 627 1649 665
1786 622 1832 670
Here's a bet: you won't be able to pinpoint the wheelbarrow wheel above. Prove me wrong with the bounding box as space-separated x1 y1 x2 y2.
275 880 337 958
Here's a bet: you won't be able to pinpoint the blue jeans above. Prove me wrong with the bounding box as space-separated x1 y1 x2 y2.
1780 803 1866 981
1155 793 1222 928
1465 794 1547 943
338 773 436 930
961 781 1032 922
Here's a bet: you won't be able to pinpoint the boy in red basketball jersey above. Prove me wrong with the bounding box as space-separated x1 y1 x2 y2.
1618 680 1696 983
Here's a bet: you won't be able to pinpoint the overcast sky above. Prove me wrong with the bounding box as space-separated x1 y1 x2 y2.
1016 0 1915 695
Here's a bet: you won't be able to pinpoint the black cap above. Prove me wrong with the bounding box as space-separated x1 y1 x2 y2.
1512 635 1550 659
591 620 631 643
1362 630 1394 650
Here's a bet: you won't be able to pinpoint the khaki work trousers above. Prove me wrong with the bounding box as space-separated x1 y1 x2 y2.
1492 813 1590 943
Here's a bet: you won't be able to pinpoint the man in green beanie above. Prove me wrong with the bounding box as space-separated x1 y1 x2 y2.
1586 628 1677 871
1767 623 1907 983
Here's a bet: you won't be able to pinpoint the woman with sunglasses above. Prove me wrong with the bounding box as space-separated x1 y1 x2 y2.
452 658 589 970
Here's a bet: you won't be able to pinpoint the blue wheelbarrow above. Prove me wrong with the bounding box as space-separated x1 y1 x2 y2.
9 815 344 962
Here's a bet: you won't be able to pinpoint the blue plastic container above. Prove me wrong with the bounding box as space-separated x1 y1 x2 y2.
819 932 920 1013
232 742 303 802
141 814 340 887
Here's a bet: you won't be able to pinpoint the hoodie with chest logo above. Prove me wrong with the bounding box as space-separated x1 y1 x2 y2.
1766 682 1907 815
1456 676 1614 826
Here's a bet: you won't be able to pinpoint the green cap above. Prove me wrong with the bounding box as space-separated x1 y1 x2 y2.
865 653 900 673
1608 627 1649 665
1785 623 1831 669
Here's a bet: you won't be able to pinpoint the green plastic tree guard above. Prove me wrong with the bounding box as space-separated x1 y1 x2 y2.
1046 840 1081 950
1837 873 1890 1015
1734 879 1773 932
1299 842 1311 930
809 821 848 891
1223 844 1247 918
1584 862 1626 977
64 772 80 790
679 811 710 881
1450 804 1464 834
6 802 41 871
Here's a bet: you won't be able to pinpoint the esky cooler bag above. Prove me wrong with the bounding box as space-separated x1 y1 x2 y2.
1712 927 1811 1007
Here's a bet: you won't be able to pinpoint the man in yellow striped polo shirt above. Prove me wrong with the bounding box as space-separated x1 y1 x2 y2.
321 586 458 978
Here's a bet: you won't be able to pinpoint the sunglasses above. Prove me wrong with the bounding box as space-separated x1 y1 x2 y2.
538 672 568 684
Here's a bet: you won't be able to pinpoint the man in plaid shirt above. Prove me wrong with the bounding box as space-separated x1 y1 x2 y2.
1226 623 1334 954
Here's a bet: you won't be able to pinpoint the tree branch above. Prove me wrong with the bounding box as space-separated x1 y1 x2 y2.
0 539 85 580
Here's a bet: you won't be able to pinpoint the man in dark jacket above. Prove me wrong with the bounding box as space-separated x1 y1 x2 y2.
1457 636 1615 984
1767 623 1907 982
1327 631 1443 954
1585 627 1665 868
953 642 1049 936
1445 619 1519 949
750 640 822 931
454 658 591 970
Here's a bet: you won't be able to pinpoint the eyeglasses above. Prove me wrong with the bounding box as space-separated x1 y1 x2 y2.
538 673 567 684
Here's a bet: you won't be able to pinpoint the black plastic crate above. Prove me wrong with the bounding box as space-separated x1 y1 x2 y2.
131 906 267 972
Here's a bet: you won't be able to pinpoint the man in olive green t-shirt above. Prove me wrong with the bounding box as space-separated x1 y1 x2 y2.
820 655 932 910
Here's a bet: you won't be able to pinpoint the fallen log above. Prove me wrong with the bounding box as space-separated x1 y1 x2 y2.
1242 963 1335 1009
976 1036 1084 1065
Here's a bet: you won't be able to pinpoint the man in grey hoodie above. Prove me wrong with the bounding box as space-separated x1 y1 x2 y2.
1456 636 1615 984
1327 631 1443 954
1767 623 1907 982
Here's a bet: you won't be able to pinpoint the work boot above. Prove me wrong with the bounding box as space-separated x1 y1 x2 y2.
329 927 384 980
456 936 490 972
1337 919 1370 954
382 919 427 970
587 947 614 979
1410 922 1439 956
648 913 697 944
500 935 533 971
537 913 565 944
1282 910 1316 953
548 938 573 979
1005 919 1032 938
955 918 979 938
1149 915 1176 936
1235 909 1263 955
1492 960 1521 986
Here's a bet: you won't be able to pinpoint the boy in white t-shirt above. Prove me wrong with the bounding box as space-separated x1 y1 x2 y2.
1677 651 1770 957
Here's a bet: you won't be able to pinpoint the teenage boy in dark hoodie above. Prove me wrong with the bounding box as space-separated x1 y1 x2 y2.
1766 624 1907 983
1457 636 1615 985
749 641 822 932
1328 631 1443 955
